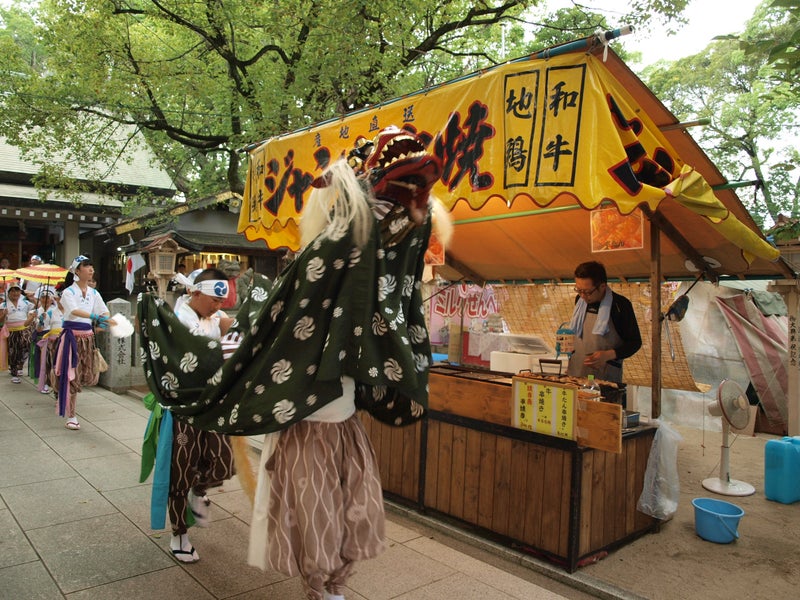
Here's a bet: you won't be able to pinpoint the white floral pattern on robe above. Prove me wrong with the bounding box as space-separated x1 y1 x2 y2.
137 207 432 435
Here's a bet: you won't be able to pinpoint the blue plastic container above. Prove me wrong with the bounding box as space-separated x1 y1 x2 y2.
765 436 800 504
691 498 744 544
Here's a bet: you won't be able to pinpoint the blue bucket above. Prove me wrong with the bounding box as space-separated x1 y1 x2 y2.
691 498 744 544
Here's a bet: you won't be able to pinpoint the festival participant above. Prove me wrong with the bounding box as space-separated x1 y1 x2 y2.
138 126 447 600
0 258 12 303
55 255 114 430
33 286 62 394
160 267 236 563
0 283 35 383
21 254 43 301
167 262 187 294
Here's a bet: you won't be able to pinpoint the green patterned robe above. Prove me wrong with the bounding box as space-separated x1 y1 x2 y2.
138 207 432 435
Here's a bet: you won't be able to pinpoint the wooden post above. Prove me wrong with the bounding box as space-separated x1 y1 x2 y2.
650 218 662 418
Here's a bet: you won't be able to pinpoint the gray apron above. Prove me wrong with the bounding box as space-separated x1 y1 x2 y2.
567 310 623 382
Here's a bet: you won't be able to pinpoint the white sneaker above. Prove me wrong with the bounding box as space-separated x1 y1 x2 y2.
189 490 211 527
11 376 20 384
41 385 51 394
170 533 200 563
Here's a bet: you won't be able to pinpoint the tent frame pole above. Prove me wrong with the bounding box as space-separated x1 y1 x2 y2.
650 218 662 418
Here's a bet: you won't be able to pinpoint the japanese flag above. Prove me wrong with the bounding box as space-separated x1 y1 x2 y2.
125 253 146 294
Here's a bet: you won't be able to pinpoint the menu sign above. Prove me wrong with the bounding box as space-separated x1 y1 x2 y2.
511 375 624 453
512 377 575 440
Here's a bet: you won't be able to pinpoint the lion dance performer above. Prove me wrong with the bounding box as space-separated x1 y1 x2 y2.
138 126 448 600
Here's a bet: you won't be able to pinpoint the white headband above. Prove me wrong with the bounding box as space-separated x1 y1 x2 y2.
193 279 229 298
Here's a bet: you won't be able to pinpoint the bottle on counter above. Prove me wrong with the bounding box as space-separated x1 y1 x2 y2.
580 374 602 400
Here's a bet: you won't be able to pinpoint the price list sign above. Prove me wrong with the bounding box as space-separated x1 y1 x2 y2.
512 377 575 440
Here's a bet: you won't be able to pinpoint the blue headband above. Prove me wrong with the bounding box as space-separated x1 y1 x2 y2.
69 255 90 273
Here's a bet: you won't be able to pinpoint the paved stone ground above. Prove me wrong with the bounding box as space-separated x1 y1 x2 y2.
0 374 608 600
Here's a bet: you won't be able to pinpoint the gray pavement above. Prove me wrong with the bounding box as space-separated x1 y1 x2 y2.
0 372 629 600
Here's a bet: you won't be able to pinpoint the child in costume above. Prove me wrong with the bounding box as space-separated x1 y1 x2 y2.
139 271 260 560
166 268 236 563
0 282 35 383
33 286 62 394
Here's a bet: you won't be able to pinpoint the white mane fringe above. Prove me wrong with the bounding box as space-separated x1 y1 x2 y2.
430 196 453 249
301 159 373 249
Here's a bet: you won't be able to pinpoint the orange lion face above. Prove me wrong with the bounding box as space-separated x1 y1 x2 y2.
354 126 442 226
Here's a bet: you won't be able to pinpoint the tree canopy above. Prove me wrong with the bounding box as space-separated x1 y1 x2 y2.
642 0 800 229
0 0 689 206
749 0 800 95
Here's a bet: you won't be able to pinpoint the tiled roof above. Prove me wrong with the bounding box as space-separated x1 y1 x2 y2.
0 129 175 192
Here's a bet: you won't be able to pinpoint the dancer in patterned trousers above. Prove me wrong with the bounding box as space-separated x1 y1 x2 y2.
168 268 236 563
0 283 35 383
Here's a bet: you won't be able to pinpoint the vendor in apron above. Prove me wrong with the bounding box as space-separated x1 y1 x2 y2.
566 261 642 384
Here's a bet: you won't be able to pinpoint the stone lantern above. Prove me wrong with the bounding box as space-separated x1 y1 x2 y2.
141 236 187 299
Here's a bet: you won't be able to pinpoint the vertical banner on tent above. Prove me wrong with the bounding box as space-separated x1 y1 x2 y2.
503 70 539 189
536 64 584 187
716 295 788 425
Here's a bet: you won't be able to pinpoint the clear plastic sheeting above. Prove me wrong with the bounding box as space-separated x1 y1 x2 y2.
637 419 683 520
639 281 786 431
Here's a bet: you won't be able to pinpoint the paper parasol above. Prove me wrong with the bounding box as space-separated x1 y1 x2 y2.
0 268 19 287
0 268 17 280
15 263 70 285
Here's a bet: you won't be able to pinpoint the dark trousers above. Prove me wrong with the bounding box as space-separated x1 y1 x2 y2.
168 420 235 535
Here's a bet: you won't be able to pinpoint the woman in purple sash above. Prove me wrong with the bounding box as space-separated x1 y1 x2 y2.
55 256 114 430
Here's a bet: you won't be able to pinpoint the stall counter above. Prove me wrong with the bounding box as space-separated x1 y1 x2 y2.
360 365 659 572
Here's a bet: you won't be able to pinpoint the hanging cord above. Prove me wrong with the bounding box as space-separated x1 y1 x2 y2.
682 271 705 296
701 386 707 456
422 277 466 304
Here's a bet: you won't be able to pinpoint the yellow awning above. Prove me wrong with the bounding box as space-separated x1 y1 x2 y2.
239 47 787 281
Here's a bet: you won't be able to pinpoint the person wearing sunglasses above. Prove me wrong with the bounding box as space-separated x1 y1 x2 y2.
566 261 641 384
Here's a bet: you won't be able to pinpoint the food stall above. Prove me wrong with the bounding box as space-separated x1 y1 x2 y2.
361 367 656 572
237 31 794 570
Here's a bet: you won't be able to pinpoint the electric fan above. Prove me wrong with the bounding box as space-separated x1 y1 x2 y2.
702 379 756 496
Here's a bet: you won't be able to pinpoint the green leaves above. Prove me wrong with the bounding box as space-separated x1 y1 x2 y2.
0 0 697 205
643 1 800 228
